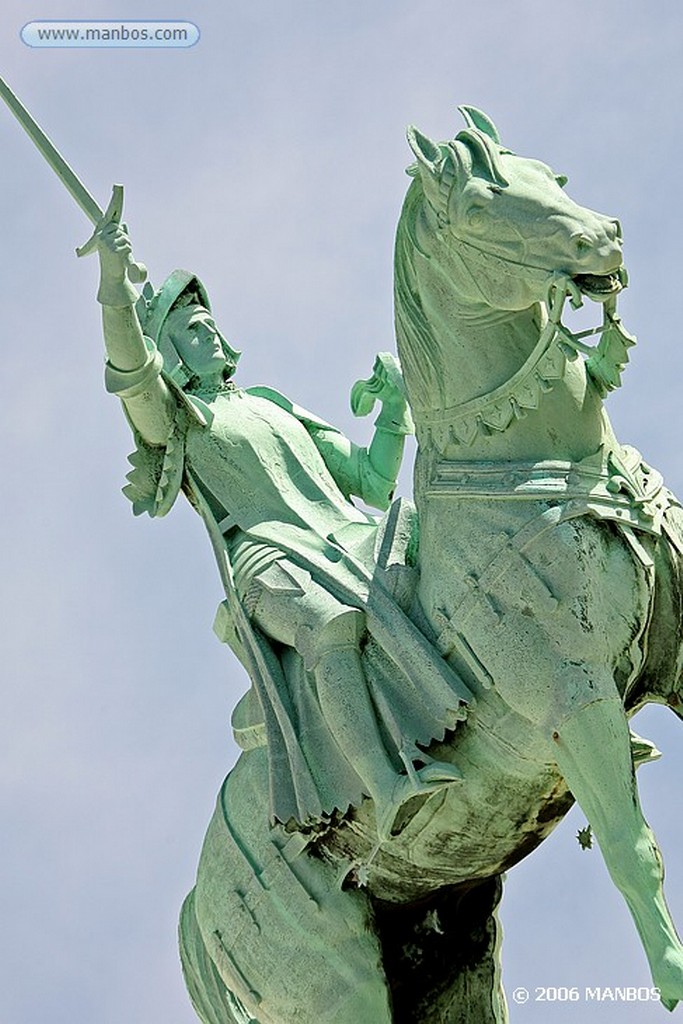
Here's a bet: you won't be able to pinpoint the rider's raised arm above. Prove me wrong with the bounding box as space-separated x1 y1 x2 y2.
98 222 175 446
308 354 414 512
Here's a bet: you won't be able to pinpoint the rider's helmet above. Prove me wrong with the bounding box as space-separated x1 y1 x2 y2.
135 270 241 387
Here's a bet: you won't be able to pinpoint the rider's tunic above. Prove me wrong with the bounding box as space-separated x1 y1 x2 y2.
121 380 470 824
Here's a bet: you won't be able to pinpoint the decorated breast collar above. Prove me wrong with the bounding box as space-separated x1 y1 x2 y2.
417 274 636 449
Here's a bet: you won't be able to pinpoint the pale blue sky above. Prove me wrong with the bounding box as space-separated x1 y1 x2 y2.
1 2 683 1022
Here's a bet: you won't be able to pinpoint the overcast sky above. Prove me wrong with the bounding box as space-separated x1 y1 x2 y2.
2 2 683 1022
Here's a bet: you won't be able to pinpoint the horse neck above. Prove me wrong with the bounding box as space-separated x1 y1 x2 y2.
414 247 542 409
395 235 544 434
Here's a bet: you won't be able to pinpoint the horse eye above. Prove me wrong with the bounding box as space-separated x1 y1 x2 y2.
488 184 503 195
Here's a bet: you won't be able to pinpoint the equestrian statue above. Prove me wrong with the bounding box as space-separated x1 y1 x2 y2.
3 75 683 1022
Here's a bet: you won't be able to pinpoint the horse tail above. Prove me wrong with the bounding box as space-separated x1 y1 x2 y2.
179 888 260 1024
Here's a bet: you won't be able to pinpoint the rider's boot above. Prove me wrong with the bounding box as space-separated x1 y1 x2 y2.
374 762 463 842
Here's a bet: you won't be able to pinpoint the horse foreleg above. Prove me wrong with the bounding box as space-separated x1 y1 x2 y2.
551 695 683 1011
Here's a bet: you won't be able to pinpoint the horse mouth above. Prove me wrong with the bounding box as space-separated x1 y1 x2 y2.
572 269 625 301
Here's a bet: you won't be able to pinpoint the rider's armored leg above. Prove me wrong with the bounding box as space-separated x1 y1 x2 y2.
247 560 461 836
309 616 461 837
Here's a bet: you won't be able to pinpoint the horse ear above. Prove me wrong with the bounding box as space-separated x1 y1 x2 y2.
457 105 501 145
406 125 442 174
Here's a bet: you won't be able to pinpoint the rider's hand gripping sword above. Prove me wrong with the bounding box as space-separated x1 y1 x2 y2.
0 75 147 283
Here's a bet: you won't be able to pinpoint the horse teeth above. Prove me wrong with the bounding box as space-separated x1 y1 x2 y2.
573 272 621 298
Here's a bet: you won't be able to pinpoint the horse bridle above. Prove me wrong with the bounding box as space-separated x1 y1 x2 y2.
445 225 636 399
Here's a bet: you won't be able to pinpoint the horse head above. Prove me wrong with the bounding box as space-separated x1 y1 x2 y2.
405 106 624 311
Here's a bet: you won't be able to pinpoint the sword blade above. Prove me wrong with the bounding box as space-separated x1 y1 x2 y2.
0 75 102 225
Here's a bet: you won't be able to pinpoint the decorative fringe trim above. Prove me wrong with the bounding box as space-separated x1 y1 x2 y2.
417 333 567 451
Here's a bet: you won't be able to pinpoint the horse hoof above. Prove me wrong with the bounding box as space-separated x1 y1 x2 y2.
655 948 683 1012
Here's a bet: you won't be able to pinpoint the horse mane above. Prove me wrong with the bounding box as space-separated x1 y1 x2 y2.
394 130 512 416
394 178 447 413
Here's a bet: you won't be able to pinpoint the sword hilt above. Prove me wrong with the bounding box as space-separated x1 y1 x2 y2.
76 184 147 284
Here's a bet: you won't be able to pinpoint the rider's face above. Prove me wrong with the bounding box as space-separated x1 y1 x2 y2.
172 307 227 378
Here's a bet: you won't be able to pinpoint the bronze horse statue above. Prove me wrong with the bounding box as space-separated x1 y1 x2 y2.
2 68 679 1024
163 110 683 1022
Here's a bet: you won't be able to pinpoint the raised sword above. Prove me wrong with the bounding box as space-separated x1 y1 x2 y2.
0 74 146 281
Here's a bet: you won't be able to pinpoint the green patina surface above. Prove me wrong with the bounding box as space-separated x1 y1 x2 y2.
4 77 683 1022
110 108 683 1022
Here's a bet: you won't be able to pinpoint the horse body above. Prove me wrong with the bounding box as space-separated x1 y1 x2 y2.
320 696 576 899
323 107 683 1005
186 110 683 1023
316 494 650 895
